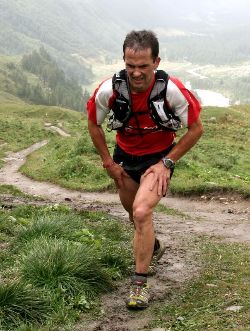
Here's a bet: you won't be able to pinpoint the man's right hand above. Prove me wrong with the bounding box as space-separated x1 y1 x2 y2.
106 163 128 188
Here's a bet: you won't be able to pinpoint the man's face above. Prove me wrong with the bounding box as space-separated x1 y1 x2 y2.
124 47 160 93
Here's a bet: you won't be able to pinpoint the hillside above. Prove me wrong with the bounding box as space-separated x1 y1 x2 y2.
1 0 250 84
0 0 129 82
1 0 250 107
0 49 90 111
0 91 249 197
0 91 249 331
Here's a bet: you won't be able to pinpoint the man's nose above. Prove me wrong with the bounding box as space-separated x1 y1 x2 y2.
132 68 142 77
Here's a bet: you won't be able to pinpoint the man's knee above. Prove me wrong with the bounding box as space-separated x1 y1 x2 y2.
133 204 152 227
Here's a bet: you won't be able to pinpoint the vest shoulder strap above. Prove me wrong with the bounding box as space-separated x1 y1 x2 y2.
150 70 169 101
112 69 169 99
112 69 129 100
155 69 169 82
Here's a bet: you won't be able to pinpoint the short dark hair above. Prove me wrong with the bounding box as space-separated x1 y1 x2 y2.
123 30 159 61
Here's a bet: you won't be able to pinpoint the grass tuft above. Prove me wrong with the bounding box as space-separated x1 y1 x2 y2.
0 281 51 328
20 237 113 298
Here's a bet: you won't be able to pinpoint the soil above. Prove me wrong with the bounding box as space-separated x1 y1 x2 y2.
0 140 249 331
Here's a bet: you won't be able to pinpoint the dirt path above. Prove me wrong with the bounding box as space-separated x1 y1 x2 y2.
0 141 249 331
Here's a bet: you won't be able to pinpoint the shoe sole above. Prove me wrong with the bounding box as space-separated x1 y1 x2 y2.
154 244 167 262
126 302 149 310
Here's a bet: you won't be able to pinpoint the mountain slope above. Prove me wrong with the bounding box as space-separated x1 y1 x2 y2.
0 0 250 83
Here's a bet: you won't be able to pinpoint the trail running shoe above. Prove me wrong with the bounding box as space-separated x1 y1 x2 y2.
148 239 167 275
126 276 149 309
153 238 167 262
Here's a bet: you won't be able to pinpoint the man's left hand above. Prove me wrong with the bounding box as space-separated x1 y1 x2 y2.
142 161 171 196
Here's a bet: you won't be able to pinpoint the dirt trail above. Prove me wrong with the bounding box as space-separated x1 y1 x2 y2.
0 141 249 331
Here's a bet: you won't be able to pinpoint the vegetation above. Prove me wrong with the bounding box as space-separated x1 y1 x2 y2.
161 24 250 65
0 93 249 196
0 49 90 111
0 0 123 81
0 94 83 166
0 204 133 330
148 238 250 331
171 105 250 197
16 103 249 197
20 47 89 111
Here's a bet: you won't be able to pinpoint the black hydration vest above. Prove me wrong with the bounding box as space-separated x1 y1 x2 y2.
107 69 182 134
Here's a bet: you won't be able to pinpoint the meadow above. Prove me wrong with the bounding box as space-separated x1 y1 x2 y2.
0 94 249 330
14 103 250 198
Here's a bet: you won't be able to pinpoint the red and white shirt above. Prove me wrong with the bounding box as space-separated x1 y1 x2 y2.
87 74 201 156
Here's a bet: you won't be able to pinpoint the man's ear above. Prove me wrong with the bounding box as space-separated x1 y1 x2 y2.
154 56 161 69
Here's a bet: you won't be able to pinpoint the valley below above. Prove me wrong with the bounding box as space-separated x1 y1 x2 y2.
82 57 250 107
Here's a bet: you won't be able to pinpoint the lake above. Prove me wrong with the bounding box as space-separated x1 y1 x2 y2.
185 81 230 107
194 89 230 107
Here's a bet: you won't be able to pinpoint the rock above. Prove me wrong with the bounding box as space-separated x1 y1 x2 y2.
225 305 244 312
207 182 217 186
209 117 217 123
177 316 185 321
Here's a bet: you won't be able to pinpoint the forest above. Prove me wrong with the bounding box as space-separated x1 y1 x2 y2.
0 48 89 111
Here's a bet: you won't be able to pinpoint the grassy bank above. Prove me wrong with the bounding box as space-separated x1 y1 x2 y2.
147 238 250 331
0 203 133 330
172 105 250 197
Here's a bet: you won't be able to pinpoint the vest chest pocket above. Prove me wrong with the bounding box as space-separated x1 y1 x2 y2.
151 100 182 131
107 95 132 130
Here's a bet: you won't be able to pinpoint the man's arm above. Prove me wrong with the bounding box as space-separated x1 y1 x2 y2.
166 117 204 162
143 117 204 196
88 118 113 165
88 119 127 187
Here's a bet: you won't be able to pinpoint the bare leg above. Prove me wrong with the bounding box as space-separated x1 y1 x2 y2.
118 175 139 225
117 173 162 273
132 173 162 273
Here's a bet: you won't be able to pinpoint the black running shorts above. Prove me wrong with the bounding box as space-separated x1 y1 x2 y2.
113 143 175 184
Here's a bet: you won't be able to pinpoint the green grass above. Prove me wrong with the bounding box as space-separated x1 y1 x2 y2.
0 204 133 330
20 237 114 297
21 136 115 191
0 281 51 329
147 238 250 331
0 92 249 195
171 105 250 197
19 104 250 196
155 203 187 218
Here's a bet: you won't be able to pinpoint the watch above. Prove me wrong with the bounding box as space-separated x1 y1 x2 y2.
162 157 175 170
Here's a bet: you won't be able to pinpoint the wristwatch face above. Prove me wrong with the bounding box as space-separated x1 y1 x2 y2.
162 157 175 169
